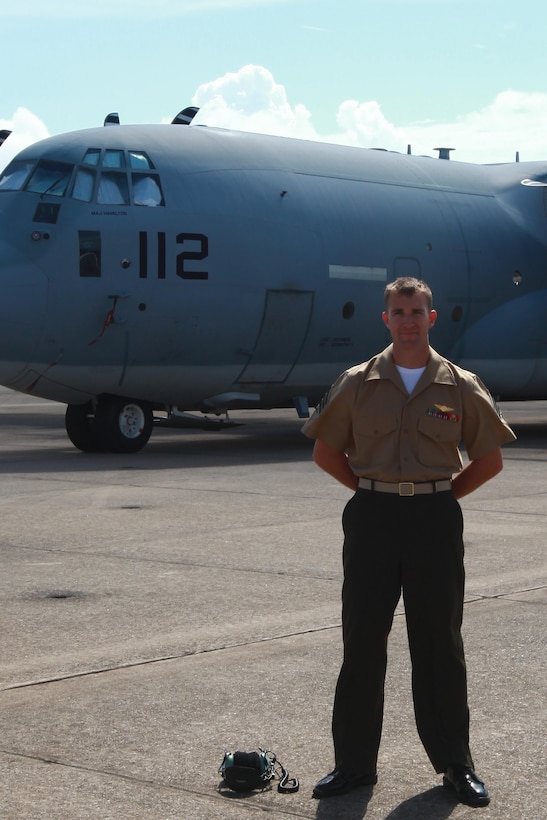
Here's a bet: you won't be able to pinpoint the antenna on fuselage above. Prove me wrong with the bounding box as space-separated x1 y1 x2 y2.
171 106 199 125
104 113 120 126
434 147 455 160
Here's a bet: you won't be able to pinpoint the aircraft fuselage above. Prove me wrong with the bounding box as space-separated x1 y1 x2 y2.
0 122 546 450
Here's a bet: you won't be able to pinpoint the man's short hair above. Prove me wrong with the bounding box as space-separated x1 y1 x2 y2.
384 277 433 311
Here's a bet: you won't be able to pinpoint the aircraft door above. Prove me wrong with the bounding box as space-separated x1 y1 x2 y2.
236 289 313 383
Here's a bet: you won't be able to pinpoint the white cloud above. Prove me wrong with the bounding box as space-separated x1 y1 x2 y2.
2 69 547 170
192 67 547 164
403 91 547 163
191 65 317 139
0 108 49 170
332 99 403 149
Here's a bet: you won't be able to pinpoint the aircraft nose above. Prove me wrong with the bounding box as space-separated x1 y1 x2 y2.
0 243 47 385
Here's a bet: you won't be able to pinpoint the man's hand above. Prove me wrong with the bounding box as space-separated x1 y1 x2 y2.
451 447 503 499
313 439 359 491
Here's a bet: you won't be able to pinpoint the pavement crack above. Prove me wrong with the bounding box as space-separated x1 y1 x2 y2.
1 541 340 582
0 623 342 693
470 584 546 603
0 749 312 817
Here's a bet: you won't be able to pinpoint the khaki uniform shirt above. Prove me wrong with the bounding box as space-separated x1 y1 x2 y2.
302 345 516 482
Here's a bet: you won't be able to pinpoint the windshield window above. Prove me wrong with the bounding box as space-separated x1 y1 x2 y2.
97 171 129 205
82 148 101 166
6 148 165 206
103 149 125 169
129 151 155 170
24 160 74 196
132 174 163 206
72 168 96 202
0 159 35 191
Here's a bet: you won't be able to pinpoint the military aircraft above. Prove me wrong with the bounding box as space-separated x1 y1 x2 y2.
0 108 546 452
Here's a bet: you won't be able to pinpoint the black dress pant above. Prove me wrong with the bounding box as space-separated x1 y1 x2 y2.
332 488 474 775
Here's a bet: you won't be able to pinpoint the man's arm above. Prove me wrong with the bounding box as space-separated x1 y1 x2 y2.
450 447 503 499
313 439 359 491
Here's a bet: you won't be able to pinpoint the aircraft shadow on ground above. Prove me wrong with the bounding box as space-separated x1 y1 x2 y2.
2 412 546 476
1 412 315 474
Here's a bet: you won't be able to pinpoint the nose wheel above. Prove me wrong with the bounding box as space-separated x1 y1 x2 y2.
65 396 153 453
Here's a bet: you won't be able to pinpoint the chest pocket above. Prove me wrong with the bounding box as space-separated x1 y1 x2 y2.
354 413 399 439
418 414 461 441
352 413 399 469
417 414 462 469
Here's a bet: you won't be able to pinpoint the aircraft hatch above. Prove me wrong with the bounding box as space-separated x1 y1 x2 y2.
236 290 314 384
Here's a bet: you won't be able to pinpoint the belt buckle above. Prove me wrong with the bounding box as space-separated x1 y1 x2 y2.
398 482 415 497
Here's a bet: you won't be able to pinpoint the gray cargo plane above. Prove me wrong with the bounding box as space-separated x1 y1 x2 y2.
0 108 546 452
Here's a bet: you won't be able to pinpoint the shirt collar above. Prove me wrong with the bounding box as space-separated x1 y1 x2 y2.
366 345 457 388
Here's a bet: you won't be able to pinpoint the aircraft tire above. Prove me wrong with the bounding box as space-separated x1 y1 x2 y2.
65 403 102 452
94 396 153 453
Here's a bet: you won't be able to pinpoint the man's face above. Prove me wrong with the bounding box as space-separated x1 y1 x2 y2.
382 291 437 349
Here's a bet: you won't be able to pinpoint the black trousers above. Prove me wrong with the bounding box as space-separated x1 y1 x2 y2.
332 488 474 775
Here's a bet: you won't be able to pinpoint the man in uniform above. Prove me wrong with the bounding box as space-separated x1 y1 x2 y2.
303 277 515 808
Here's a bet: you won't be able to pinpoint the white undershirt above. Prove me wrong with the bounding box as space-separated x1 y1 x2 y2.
396 365 426 394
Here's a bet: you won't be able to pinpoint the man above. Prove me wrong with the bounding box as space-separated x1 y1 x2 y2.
302 277 515 808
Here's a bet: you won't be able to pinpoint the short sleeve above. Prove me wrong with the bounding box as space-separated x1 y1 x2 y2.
461 374 516 460
301 369 358 452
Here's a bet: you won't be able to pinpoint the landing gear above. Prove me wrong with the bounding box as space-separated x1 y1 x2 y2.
65 396 154 453
94 397 153 453
65 402 101 452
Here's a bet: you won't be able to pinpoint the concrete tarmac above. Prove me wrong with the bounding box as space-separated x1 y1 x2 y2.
1 388 545 819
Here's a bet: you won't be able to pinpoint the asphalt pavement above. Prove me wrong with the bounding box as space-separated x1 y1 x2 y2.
1 388 545 819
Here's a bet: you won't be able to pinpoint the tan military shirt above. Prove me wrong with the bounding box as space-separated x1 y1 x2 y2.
302 345 516 482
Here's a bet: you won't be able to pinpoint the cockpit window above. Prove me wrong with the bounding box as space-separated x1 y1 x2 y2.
132 174 163 206
77 148 163 206
97 171 130 205
103 149 125 169
1 146 164 207
72 168 96 202
0 159 35 191
129 151 155 170
24 160 73 196
82 149 101 167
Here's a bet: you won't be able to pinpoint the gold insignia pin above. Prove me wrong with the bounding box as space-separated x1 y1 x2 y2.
434 404 454 413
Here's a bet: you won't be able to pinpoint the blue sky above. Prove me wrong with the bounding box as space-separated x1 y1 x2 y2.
1 0 547 167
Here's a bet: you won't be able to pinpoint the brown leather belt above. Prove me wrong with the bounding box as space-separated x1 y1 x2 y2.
358 478 452 496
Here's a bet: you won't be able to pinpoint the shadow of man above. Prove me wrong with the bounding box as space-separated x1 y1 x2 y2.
314 786 459 820
384 786 458 819
315 784 374 820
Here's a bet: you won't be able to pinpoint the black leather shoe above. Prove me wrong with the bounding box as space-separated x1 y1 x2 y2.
443 765 490 807
312 768 377 799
